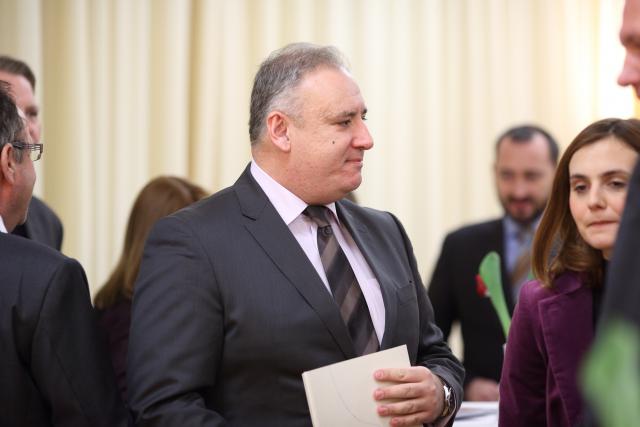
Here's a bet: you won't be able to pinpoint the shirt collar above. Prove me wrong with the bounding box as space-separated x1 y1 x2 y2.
250 160 338 225
503 214 540 238
0 215 7 233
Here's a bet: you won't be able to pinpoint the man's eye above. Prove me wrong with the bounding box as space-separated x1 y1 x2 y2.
361 114 367 121
339 120 352 127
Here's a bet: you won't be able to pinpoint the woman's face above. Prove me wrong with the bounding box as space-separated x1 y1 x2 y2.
569 137 638 259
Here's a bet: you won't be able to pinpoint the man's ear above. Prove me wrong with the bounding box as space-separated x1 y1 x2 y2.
266 111 291 152
0 144 17 185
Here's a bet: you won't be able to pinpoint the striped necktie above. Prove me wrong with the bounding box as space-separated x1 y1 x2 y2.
510 225 534 301
304 205 379 355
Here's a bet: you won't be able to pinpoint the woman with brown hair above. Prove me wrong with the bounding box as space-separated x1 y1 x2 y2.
499 118 640 427
94 176 207 402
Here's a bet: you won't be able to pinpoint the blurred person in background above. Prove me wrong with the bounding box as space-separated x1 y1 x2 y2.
94 175 207 402
428 125 557 401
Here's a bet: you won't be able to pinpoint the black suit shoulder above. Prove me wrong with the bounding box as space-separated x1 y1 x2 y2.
442 218 503 249
1 231 70 282
11 196 64 250
0 233 127 427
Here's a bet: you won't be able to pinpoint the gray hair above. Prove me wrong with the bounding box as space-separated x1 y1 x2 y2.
248 43 349 144
0 81 25 162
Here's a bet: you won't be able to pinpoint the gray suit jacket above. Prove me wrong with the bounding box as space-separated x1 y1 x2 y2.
128 165 464 426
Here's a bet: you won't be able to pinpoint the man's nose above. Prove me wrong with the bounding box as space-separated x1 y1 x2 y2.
618 54 640 88
354 120 373 150
511 180 529 198
28 120 38 142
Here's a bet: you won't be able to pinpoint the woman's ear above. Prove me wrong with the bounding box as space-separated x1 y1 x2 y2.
265 111 291 152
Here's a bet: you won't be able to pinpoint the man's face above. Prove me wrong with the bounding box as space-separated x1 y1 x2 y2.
494 134 555 225
0 71 41 143
618 0 640 97
286 67 373 205
6 113 36 228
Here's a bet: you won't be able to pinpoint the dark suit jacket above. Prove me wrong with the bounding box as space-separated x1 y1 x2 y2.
581 162 640 427
499 273 592 427
601 161 640 330
428 219 513 385
128 165 464 427
11 195 64 250
0 232 128 427
96 298 132 403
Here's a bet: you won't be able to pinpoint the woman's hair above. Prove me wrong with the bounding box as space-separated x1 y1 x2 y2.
532 118 640 289
93 176 207 309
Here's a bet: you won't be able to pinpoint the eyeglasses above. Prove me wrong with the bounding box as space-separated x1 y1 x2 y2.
12 141 43 162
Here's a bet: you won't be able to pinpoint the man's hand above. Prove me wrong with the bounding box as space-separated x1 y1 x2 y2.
464 377 499 401
373 366 444 426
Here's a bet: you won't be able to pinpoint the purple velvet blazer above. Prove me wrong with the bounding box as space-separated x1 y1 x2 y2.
499 272 594 427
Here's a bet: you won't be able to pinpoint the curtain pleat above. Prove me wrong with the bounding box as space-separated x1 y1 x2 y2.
0 0 632 293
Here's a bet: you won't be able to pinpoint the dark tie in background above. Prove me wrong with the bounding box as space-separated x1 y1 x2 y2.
304 206 379 356
510 225 534 301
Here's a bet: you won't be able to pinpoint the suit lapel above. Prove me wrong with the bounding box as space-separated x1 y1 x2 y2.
234 167 355 359
539 275 593 420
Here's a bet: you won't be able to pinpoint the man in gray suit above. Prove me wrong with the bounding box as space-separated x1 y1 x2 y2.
128 43 464 426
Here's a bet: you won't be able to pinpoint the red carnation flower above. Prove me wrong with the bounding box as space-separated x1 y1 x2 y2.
476 274 489 297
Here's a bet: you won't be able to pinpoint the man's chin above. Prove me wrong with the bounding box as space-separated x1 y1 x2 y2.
507 211 539 226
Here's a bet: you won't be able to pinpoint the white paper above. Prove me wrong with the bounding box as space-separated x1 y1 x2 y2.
302 345 417 427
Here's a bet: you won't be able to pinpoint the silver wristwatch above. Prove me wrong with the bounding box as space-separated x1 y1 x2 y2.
440 381 454 418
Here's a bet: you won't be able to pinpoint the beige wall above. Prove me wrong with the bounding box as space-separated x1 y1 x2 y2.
0 0 634 299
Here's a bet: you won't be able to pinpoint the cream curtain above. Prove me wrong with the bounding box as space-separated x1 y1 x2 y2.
0 0 634 294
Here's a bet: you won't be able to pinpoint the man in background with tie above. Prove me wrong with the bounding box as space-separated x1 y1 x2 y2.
128 43 464 427
428 125 558 401
0 55 63 250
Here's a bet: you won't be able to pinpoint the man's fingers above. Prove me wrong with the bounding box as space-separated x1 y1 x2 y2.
374 382 425 400
374 366 429 383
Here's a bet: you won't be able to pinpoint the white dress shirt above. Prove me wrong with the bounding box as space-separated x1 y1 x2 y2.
250 160 385 343
0 215 7 233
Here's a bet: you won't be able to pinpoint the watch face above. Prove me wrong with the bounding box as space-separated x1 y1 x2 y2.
442 383 453 417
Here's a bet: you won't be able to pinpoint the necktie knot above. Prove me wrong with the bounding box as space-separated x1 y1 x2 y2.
516 225 534 244
304 205 331 228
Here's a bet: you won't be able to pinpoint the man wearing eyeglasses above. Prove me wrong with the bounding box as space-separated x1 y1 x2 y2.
0 55 63 250
0 82 128 426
